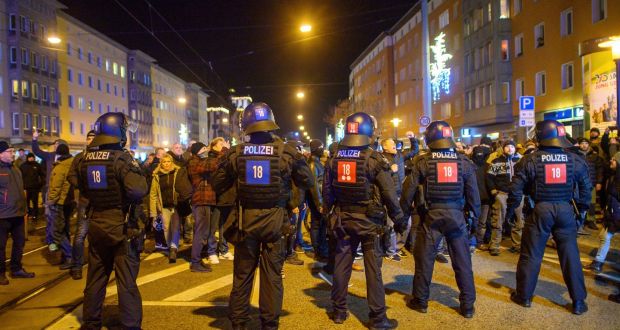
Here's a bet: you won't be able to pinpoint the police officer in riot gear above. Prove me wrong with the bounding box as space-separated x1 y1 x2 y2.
323 112 404 329
70 112 148 329
400 120 480 318
506 119 591 315
212 102 314 330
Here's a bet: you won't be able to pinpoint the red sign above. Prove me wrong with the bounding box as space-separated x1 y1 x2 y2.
337 161 357 183
557 125 566 136
442 127 452 138
347 122 359 134
545 164 567 184
437 162 458 183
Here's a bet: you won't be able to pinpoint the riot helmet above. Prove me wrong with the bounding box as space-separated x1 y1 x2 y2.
424 120 456 149
241 102 279 134
535 119 571 148
340 112 375 147
90 112 136 148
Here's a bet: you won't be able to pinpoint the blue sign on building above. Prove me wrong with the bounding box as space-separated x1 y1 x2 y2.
519 96 535 111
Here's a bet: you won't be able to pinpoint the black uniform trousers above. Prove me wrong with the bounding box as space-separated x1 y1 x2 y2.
0 217 26 274
332 212 386 322
516 202 586 301
83 235 142 329
229 208 286 330
412 208 476 307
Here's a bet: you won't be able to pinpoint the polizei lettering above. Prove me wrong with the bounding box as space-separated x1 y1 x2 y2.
243 145 274 155
431 151 458 159
337 149 361 158
84 151 111 161
541 154 568 162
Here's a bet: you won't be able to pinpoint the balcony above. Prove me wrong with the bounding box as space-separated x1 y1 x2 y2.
461 104 513 127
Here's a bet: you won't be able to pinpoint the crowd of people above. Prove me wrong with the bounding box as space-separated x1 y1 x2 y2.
0 103 618 329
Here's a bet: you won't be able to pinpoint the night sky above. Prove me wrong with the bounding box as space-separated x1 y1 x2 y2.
58 0 415 142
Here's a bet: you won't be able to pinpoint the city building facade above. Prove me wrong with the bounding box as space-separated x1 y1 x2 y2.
127 49 154 153
151 65 187 148
57 11 128 150
205 107 230 142
230 95 252 142
4 0 64 148
185 83 202 143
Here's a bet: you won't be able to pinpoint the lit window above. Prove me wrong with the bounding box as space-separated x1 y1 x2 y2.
113 62 118 75
439 10 450 29
120 65 126 78
32 83 38 100
105 59 110 72
78 97 85 111
501 40 509 61
21 80 29 97
11 80 19 97
500 0 510 18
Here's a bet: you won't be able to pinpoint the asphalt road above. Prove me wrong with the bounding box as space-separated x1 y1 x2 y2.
1 227 619 330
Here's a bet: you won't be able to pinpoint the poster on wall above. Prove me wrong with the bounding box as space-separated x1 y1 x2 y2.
583 51 618 131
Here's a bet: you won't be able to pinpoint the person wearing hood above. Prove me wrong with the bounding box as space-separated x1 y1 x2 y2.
46 144 75 269
574 138 605 230
20 153 45 223
149 153 192 263
471 137 492 249
485 140 524 256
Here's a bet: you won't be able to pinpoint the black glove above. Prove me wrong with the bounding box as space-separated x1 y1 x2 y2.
393 217 408 235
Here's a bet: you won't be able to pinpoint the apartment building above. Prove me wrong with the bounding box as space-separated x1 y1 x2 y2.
56 11 128 150
185 83 203 143
128 49 154 153
4 0 63 147
511 0 620 139
0 1 9 138
151 65 187 148
198 89 209 143
205 107 230 142
230 95 252 142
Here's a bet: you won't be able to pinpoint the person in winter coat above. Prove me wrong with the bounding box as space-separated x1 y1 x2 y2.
46 144 75 269
19 153 45 222
485 140 524 256
575 137 605 230
208 138 234 261
149 154 192 263
0 141 35 285
471 137 493 248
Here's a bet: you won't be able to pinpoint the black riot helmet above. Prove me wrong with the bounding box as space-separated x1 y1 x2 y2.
241 102 279 135
90 112 136 148
340 112 376 147
535 119 572 148
284 131 305 148
424 120 456 149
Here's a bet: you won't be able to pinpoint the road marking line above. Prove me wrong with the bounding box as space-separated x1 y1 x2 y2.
595 272 620 283
143 301 229 307
143 252 166 261
106 262 189 297
318 271 333 286
164 274 233 301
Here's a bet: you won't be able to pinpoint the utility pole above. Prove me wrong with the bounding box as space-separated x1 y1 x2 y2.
421 0 432 127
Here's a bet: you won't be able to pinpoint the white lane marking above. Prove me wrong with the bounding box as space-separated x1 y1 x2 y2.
6 245 48 263
595 272 620 283
164 274 234 301
143 301 229 307
318 271 333 286
105 262 189 297
143 252 166 261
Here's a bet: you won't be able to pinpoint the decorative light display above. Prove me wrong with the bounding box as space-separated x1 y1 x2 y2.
335 119 345 142
326 133 334 147
429 32 452 103
179 123 188 145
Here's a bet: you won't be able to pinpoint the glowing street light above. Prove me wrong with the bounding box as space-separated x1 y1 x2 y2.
303 131 308 136
47 35 61 44
296 91 305 99
391 117 402 137
222 117 229 123
299 125 305 131
297 114 304 121
178 97 187 104
300 24 312 33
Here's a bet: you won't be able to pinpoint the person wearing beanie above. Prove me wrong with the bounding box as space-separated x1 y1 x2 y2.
470 141 492 250
0 141 35 284
19 153 46 223
46 143 74 270
186 139 222 272
484 139 524 256
31 129 69 245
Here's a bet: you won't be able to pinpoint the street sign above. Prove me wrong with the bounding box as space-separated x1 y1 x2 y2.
519 96 535 111
519 96 535 127
419 115 431 127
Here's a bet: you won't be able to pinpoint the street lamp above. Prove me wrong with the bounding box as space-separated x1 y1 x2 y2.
300 125 305 131
390 117 402 138
297 114 304 121
303 131 308 136
222 117 229 124
178 97 187 104
598 36 620 128
296 91 305 99
300 24 312 33
47 35 61 44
